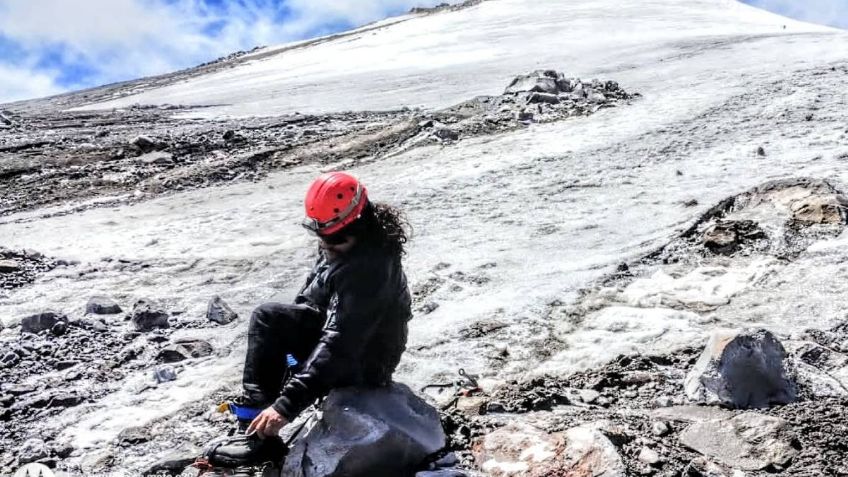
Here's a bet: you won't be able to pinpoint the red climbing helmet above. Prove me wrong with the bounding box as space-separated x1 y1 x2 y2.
302 171 368 236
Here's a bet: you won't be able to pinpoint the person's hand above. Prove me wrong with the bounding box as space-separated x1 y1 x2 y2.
246 407 288 438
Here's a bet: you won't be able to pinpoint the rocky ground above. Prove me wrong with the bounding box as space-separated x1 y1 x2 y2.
2 58 847 475
0 70 636 221
2 176 847 476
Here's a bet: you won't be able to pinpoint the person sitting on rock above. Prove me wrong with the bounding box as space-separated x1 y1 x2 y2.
204 171 413 466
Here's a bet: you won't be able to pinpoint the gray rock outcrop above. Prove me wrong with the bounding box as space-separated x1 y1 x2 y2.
21 311 66 334
679 412 798 471
283 382 445 477
684 329 797 408
206 296 237 325
86 296 123 315
131 299 170 331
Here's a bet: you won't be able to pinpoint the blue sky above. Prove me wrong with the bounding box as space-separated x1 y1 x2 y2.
0 0 845 104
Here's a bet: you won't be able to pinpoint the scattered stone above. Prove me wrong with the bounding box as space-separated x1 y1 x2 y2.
0 259 21 273
576 389 600 404
206 296 237 325
86 296 123 315
21 311 66 334
654 396 673 408
2 352 20 366
638 447 661 466
18 438 49 464
131 299 170 331
138 151 174 165
474 421 625 477
55 360 79 371
283 383 445 477
683 457 735 477
456 396 488 416
684 329 797 408
118 426 151 445
651 421 670 436
679 412 798 471
131 135 161 153
50 321 68 336
433 126 460 141
157 339 213 363
153 366 178 384
756 146 766 156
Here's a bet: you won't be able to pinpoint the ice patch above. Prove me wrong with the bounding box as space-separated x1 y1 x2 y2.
622 259 776 309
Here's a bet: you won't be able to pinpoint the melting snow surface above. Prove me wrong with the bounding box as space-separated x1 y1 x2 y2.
2 0 848 452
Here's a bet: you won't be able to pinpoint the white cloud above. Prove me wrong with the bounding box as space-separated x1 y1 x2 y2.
0 0 452 103
0 63 64 103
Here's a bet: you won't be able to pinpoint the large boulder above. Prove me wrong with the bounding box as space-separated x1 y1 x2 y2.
684 329 797 408
86 296 123 315
131 299 170 331
206 296 237 325
282 382 445 477
679 412 798 471
473 421 625 477
21 311 66 334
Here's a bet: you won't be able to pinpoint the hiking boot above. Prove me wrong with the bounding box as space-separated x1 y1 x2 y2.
202 433 287 468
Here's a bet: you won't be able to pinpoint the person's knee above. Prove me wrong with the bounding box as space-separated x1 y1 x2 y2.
249 303 296 330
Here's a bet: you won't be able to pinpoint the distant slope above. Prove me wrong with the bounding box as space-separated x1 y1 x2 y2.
60 0 839 117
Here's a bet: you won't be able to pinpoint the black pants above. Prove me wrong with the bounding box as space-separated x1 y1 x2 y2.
242 303 325 407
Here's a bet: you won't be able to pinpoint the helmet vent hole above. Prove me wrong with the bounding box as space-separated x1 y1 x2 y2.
333 208 340 213
337 193 344 199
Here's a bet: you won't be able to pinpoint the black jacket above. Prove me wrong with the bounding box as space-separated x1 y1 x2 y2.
272 244 412 420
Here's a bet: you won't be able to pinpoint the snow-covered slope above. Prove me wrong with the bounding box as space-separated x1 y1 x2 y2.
77 0 837 117
2 0 848 465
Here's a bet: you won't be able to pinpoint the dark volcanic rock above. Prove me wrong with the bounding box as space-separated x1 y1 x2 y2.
86 296 123 315
283 382 445 477
157 339 213 363
21 311 66 334
206 296 237 325
131 299 170 331
685 329 797 409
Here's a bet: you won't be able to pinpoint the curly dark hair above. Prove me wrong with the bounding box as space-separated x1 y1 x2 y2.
345 201 411 258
